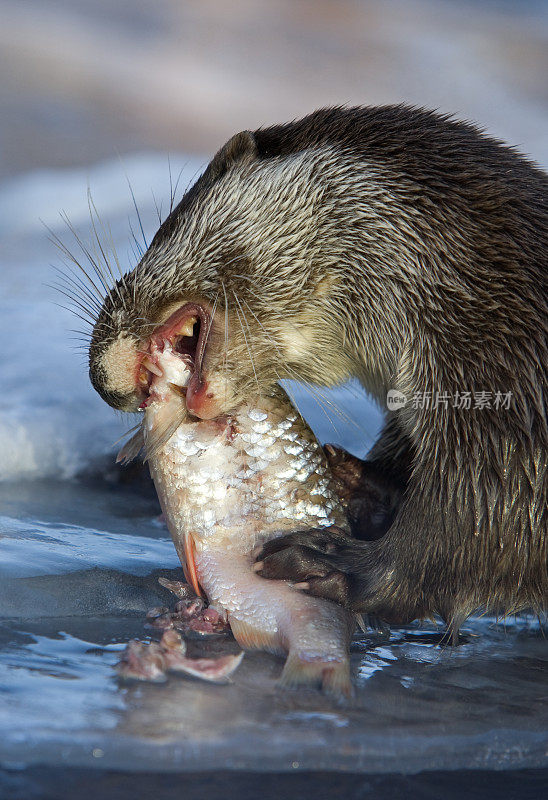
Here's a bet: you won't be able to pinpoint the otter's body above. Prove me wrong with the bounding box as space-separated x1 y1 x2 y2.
89 106 547 633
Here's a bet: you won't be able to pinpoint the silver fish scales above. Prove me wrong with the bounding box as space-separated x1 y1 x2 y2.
139 341 355 695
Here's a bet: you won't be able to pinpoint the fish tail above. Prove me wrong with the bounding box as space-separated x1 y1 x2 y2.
279 652 352 698
320 660 353 698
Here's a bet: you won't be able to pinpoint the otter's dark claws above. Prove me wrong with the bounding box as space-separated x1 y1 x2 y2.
254 528 394 613
293 571 350 606
304 571 351 606
254 527 363 608
256 543 333 582
256 525 351 562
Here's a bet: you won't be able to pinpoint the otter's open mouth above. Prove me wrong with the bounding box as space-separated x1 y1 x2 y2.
137 303 210 409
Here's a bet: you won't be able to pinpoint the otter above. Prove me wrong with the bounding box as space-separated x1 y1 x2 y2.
88 105 547 637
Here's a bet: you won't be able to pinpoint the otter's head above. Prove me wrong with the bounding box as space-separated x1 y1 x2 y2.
89 128 356 418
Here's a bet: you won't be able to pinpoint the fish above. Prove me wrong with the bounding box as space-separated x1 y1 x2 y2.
122 337 355 695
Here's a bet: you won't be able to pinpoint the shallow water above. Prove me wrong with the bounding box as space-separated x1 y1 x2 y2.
1 477 546 777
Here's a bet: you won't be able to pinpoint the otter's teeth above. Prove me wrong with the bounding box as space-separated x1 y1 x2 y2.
177 317 197 337
142 356 163 377
168 382 187 398
138 367 149 388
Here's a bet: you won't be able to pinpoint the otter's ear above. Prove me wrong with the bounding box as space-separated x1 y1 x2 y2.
208 131 258 180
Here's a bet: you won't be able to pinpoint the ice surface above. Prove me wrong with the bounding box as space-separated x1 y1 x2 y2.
1 480 547 777
0 151 545 782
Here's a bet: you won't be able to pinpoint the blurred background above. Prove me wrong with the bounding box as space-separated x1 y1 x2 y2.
1 0 548 179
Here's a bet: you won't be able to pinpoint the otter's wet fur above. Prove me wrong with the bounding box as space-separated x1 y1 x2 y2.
88 106 547 635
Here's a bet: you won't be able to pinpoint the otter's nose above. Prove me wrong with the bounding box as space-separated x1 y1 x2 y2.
89 332 143 411
90 380 140 412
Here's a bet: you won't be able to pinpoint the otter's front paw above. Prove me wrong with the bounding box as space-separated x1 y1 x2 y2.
253 526 368 608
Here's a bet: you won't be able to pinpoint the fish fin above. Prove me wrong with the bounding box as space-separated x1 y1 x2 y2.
143 406 187 461
320 661 353 699
157 577 195 599
229 618 282 653
116 424 145 464
168 382 187 398
280 652 352 698
355 613 368 633
183 532 204 598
